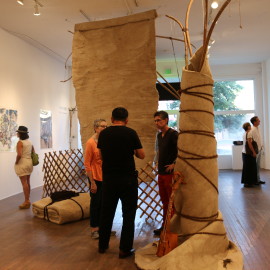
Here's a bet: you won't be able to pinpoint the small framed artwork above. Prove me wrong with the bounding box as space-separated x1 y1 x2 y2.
0 108 18 152
40 109 52 149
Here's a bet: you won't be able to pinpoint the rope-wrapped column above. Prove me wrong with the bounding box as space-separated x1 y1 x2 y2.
171 47 228 248
135 48 243 270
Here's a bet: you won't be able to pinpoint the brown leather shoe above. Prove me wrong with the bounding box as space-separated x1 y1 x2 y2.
119 248 135 259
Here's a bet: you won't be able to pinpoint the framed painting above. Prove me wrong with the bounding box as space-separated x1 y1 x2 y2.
40 109 52 149
0 108 18 152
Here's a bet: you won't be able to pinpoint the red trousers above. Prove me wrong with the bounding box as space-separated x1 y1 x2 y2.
158 174 174 225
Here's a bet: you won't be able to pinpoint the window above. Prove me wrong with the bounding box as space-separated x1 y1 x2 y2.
214 80 255 155
157 80 255 156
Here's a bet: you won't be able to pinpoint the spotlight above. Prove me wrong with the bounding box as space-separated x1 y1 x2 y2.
17 0 24 5
211 1 219 9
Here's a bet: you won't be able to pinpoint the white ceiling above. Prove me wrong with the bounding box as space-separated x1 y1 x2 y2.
1 0 270 66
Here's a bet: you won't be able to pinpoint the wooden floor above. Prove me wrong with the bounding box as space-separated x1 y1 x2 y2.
1 170 270 270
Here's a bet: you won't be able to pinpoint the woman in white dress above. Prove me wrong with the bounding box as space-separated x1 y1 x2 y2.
14 126 34 209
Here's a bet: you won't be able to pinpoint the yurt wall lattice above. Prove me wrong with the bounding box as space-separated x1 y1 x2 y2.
42 149 162 221
42 149 88 198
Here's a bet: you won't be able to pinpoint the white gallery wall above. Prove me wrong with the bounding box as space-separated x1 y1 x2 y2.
262 58 270 170
0 28 71 200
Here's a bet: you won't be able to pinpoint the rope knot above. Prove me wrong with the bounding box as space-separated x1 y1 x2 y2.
182 27 188 32
173 171 186 187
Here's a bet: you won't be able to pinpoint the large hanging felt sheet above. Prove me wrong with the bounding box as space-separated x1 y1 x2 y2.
72 10 158 169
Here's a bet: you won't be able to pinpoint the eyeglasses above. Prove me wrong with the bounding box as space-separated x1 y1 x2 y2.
98 125 107 128
154 119 165 123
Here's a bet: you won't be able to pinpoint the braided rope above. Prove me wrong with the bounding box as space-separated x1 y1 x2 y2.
180 109 214 116
179 212 218 221
174 81 224 239
179 129 215 138
179 232 227 238
177 154 218 193
181 83 214 92
181 83 214 105
177 81 217 192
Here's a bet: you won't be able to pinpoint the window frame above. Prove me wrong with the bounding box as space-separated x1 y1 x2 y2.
213 78 256 155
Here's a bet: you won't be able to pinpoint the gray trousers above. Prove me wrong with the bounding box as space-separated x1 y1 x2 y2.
256 150 262 180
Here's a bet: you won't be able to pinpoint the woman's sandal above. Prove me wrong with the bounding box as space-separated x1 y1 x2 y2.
19 202 31 209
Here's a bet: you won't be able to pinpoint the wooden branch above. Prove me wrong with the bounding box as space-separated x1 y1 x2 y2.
185 0 194 59
156 35 184 43
156 79 180 100
65 52 72 69
165 15 189 68
60 76 72 83
156 35 196 49
203 0 208 49
199 0 232 71
157 71 180 93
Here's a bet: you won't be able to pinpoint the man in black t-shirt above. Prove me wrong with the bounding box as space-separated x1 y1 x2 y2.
153 111 178 235
97 107 145 258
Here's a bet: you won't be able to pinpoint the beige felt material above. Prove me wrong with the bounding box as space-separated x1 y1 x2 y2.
32 193 90 224
172 46 218 235
72 10 158 169
135 47 243 269
135 211 243 270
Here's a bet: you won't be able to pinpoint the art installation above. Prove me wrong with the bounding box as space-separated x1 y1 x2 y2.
32 192 90 225
0 108 18 152
72 2 243 269
40 109 52 149
135 1 243 269
72 10 158 167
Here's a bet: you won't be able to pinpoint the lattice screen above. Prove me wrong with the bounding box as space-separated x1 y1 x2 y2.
42 149 89 197
138 162 162 222
42 150 162 221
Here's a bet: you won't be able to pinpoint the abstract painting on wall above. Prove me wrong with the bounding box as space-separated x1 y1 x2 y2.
0 108 18 152
40 109 52 149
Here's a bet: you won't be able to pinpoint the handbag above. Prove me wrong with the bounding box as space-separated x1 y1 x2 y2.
31 152 39 166
245 133 258 155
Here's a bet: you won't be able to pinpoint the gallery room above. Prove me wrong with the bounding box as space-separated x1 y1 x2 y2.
0 0 270 269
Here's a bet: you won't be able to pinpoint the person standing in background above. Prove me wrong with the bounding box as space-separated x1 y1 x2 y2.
97 107 145 258
84 119 107 239
14 126 34 209
250 116 265 184
153 111 178 236
241 122 258 187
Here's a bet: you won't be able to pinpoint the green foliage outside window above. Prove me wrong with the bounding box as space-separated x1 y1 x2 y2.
167 100 180 110
213 81 245 133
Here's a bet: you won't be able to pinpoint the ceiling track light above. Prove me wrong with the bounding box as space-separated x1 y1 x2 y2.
34 4 40 16
33 0 43 16
17 0 24 5
211 1 219 9
124 0 132 15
